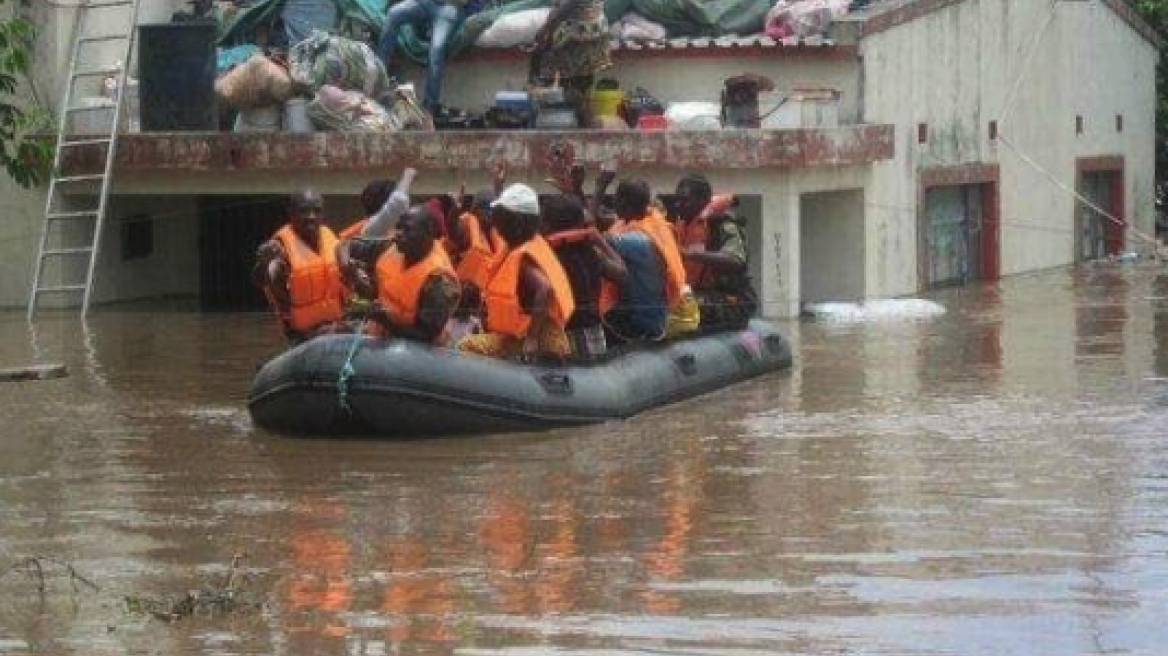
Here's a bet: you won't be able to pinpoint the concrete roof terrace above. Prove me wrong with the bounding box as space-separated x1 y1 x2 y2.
62 125 895 194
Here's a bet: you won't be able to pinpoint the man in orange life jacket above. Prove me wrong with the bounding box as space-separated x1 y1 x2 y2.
370 206 461 343
671 173 757 332
603 178 686 341
252 190 345 343
457 184 576 359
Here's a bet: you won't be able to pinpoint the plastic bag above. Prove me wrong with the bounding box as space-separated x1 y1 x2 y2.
214 54 293 110
610 12 667 42
765 0 849 39
474 8 552 48
307 84 399 132
665 102 722 130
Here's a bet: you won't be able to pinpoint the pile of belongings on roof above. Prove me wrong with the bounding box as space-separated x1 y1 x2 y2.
213 0 432 133
213 0 856 67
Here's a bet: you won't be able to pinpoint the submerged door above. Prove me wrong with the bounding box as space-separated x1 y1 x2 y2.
922 185 984 288
1077 171 1120 261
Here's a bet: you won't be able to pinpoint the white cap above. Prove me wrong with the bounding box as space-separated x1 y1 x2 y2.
491 183 540 216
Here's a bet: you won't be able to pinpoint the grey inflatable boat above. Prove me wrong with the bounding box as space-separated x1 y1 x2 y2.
248 319 792 437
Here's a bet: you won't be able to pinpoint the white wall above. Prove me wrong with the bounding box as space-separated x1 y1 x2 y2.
800 189 866 303
859 0 1158 297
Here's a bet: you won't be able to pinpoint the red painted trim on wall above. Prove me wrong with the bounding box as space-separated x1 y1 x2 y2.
917 163 1002 288
61 127 896 175
1075 156 1127 257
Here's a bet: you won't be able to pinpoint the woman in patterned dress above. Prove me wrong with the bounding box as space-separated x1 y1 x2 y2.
529 0 612 127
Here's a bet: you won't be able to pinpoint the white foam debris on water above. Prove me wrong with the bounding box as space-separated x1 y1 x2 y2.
805 299 947 322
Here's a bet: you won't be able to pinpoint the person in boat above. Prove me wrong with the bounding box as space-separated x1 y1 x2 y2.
336 179 397 303
457 184 576 359
602 178 687 342
671 174 758 332
370 206 461 344
252 189 345 343
542 194 627 361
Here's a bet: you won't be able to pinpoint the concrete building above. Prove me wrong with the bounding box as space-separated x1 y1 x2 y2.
0 0 1158 316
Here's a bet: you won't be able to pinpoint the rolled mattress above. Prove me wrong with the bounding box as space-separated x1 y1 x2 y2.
248 319 792 436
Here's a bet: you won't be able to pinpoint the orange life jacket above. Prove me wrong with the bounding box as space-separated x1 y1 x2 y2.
601 211 686 313
271 225 344 333
451 212 498 291
375 241 456 333
675 194 733 285
338 218 370 240
484 235 576 338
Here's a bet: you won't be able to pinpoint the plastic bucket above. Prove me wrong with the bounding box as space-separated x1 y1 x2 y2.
590 87 624 118
283 98 313 133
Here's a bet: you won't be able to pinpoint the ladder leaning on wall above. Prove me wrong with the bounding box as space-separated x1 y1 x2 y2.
27 0 142 319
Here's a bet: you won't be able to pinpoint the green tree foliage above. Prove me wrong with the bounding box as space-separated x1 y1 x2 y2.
1134 1 1167 198
0 0 52 188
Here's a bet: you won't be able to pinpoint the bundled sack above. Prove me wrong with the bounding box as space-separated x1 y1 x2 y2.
290 30 392 100
610 13 667 42
307 84 399 132
474 8 552 48
765 0 849 39
214 54 294 110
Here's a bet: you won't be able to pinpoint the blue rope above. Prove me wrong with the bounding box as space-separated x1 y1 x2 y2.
336 328 366 413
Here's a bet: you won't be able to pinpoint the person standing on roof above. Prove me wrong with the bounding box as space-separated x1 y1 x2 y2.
529 0 612 127
253 189 345 343
376 0 472 115
671 173 757 332
458 184 576 359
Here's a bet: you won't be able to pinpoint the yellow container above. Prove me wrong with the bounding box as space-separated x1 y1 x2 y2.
590 87 625 118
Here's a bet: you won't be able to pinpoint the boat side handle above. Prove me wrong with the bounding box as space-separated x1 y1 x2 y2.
675 353 697 376
537 371 574 395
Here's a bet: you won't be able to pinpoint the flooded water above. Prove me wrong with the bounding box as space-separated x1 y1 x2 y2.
1 262 1166 656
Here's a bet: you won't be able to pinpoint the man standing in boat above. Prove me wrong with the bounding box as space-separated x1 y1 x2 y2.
671 174 758 332
252 189 346 343
370 206 462 344
458 184 576 359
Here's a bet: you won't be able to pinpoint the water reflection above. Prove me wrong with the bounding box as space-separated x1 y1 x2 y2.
1 263 1166 655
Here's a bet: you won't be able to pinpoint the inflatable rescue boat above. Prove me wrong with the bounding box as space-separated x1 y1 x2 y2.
248 319 792 436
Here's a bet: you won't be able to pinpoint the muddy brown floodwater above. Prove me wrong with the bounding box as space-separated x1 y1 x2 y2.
1 262 1166 656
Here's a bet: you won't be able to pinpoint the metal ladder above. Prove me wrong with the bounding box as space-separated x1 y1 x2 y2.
27 0 141 319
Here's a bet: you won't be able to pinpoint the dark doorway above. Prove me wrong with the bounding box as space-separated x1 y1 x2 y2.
197 196 286 311
1076 162 1125 262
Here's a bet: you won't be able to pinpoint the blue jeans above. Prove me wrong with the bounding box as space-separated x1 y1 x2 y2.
376 0 465 112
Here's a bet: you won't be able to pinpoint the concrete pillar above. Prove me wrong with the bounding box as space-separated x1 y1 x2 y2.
759 185 800 319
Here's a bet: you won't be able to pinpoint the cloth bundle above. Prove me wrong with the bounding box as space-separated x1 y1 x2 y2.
214 54 294 110
764 0 849 39
289 30 392 101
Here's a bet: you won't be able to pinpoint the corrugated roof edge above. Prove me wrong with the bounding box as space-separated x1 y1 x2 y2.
845 0 1161 49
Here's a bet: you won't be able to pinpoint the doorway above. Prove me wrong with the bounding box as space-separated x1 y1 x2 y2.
918 166 1000 290
1075 158 1125 261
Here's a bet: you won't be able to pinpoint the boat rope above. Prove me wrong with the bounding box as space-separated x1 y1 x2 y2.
336 316 371 413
